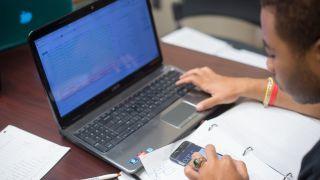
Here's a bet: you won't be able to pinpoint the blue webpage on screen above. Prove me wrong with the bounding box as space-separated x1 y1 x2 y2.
35 0 159 117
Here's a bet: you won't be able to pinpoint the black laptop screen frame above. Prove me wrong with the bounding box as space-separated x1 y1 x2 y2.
28 0 163 129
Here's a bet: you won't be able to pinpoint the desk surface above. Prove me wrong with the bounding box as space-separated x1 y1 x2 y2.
0 43 269 179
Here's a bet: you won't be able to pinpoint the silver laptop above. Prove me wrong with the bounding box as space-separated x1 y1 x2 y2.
28 0 216 173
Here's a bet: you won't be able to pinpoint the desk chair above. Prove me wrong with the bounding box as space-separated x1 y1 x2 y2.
172 0 265 55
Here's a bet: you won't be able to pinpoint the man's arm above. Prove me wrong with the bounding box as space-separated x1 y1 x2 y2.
243 78 320 119
176 67 320 119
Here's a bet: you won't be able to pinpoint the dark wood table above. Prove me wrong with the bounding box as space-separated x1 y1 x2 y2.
0 43 269 179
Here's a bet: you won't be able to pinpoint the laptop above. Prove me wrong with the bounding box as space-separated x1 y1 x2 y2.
28 0 217 173
0 0 72 51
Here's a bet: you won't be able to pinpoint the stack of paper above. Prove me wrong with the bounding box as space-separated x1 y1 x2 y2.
162 27 267 70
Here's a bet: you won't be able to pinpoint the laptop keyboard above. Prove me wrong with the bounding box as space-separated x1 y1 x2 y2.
74 70 194 153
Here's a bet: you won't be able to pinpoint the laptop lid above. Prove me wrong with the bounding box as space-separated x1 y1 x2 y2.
0 0 72 51
29 0 163 129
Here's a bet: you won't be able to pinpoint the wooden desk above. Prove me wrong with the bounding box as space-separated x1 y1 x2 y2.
0 43 270 179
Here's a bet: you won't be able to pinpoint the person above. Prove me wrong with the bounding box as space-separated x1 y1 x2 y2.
176 0 320 179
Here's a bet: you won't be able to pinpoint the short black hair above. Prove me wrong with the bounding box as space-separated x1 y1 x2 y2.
261 0 320 55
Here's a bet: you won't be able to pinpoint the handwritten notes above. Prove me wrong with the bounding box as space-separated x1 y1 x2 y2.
0 125 70 180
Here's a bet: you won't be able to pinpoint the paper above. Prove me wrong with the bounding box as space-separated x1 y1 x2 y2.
162 27 267 70
141 121 283 180
216 49 267 70
213 101 320 179
127 101 318 180
119 170 151 180
0 125 70 180
189 122 283 180
162 27 231 54
141 143 186 180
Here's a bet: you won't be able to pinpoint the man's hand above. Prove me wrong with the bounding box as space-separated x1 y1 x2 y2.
184 145 249 180
176 67 248 111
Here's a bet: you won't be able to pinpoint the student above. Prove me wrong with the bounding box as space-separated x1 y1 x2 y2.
176 0 320 179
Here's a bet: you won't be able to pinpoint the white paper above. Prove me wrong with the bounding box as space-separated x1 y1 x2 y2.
140 102 320 180
242 153 283 180
162 27 267 70
0 125 70 180
216 49 267 70
141 143 187 180
119 170 151 180
162 27 231 54
141 121 283 180
213 101 320 179
189 122 283 180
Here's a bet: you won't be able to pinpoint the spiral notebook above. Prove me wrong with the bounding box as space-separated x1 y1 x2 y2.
141 101 320 180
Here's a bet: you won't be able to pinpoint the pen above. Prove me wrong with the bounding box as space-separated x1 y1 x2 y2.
82 172 121 180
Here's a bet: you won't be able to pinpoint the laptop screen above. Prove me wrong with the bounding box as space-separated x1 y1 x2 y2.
34 0 159 117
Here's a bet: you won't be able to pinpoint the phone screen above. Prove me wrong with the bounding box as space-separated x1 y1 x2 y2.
170 141 222 166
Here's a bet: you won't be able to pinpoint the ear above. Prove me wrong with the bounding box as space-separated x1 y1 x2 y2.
309 39 320 76
308 39 320 65
315 38 320 63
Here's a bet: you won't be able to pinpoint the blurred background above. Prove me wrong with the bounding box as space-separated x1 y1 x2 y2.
75 0 263 48
0 0 263 52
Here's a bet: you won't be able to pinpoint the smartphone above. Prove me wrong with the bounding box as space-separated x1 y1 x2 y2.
170 141 222 166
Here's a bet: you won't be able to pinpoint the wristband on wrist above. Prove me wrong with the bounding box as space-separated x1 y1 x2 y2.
263 77 274 107
269 82 279 106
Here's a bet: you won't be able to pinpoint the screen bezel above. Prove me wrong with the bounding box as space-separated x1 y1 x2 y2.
28 0 163 129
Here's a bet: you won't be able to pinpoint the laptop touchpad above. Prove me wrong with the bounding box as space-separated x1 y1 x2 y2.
162 102 196 128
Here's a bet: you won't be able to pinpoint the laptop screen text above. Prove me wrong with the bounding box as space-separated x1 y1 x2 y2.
34 0 159 117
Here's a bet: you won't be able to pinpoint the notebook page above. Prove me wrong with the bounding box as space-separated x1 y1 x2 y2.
214 101 320 179
0 125 70 180
141 121 283 180
192 123 283 180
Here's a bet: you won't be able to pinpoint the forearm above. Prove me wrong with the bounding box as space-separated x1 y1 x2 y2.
239 78 320 119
